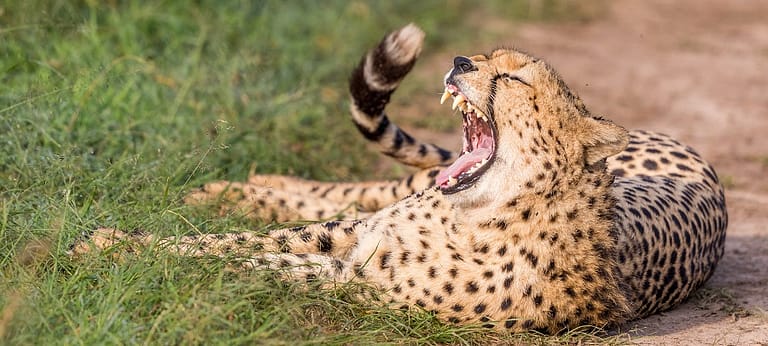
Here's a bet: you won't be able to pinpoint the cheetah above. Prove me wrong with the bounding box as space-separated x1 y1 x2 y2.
72 24 727 333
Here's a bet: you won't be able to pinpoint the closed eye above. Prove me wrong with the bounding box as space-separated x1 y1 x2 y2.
504 74 531 87
493 73 530 87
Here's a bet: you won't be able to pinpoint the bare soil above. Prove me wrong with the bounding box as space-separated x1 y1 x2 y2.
397 0 768 344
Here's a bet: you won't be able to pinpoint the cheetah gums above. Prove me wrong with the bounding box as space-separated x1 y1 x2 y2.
72 24 727 333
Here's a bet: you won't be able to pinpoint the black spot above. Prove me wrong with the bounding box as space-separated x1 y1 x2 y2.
443 283 454 294
565 287 576 298
502 261 514 272
400 251 410 264
500 297 512 311
276 235 290 253
521 209 531 221
354 264 366 278
379 252 391 270
466 281 479 293
333 259 345 273
642 159 658 170
323 221 340 230
533 294 543 307
451 304 464 312
503 276 514 288
433 295 444 304
525 253 538 268
317 233 333 253
418 144 428 156
523 285 532 297
497 245 507 256
548 305 557 319
505 319 517 329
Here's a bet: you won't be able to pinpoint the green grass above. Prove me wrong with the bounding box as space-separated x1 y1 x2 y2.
1 1 619 344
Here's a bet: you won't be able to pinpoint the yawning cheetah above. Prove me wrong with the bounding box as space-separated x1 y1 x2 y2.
73 24 727 333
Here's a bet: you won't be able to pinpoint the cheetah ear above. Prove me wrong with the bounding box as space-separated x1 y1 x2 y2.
581 117 629 165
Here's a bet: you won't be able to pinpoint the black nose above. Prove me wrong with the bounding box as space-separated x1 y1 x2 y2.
453 56 476 74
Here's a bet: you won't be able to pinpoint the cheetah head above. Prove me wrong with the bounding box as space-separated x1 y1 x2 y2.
436 49 629 204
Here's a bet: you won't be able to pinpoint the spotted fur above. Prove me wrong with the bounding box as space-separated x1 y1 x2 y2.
72 25 727 333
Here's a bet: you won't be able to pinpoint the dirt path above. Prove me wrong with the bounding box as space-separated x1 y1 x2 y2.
398 1 768 344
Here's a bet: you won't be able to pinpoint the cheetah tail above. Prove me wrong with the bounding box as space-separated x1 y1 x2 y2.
348 24 456 169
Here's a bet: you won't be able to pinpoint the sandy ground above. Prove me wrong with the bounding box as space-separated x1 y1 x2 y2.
397 0 768 344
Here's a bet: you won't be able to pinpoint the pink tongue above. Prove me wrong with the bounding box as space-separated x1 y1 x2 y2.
436 148 492 186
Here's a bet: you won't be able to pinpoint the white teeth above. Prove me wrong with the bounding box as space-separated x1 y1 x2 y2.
440 89 451 105
451 94 466 110
448 177 458 186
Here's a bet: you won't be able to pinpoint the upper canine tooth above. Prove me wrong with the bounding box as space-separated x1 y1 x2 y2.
440 90 451 105
452 94 466 110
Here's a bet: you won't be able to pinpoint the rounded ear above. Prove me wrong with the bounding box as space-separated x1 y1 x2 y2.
581 117 629 165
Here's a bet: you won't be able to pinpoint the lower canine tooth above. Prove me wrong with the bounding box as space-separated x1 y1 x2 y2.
452 95 466 110
448 177 458 186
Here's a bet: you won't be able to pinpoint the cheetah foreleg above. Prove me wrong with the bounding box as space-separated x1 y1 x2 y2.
242 253 353 286
71 220 367 262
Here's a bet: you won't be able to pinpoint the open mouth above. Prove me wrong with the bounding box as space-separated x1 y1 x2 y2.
436 84 497 193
